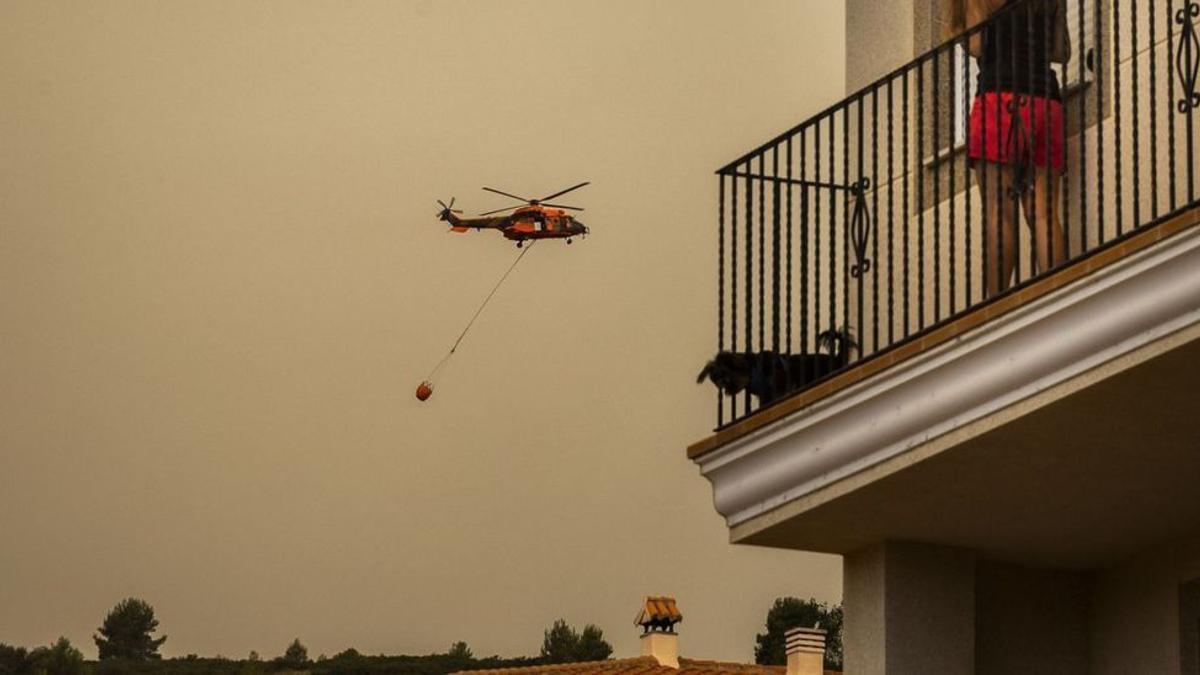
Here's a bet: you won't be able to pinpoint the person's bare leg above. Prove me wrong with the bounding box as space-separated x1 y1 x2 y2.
1022 167 1066 275
978 163 1017 297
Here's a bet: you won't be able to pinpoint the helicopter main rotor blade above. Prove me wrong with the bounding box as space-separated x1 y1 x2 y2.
540 203 584 211
482 187 531 203
538 181 590 203
477 207 517 217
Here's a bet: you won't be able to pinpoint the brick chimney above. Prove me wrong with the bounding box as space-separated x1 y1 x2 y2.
785 626 826 675
634 596 682 669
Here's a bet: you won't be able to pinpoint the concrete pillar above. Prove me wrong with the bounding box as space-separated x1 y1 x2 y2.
843 541 976 675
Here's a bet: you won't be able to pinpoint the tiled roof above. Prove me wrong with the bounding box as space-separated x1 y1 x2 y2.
634 596 683 629
455 656 839 674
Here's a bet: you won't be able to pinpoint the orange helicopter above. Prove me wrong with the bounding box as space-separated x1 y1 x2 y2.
437 181 590 247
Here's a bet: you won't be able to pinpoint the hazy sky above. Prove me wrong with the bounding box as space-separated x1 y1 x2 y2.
0 0 846 663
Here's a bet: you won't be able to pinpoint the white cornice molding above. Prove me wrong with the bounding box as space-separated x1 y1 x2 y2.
694 228 1200 529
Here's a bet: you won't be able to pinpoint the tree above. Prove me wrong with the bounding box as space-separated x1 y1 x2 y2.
753 597 843 670
574 625 612 662
447 642 473 660
0 643 30 675
539 620 613 664
540 620 578 663
281 638 308 668
94 598 167 660
27 637 85 675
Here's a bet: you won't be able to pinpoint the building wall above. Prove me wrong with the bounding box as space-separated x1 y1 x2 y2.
843 542 975 675
843 539 1200 674
974 561 1091 675
845 0 918 94
884 542 975 675
1090 534 1200 675
1181 578 1200 675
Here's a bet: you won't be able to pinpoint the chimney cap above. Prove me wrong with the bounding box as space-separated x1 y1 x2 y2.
634 596 683 633
785 625 827 656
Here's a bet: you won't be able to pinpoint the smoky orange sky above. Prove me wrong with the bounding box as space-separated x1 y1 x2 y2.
0 0 846 663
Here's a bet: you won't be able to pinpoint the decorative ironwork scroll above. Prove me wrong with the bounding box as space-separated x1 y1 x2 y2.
1178 2 1200 113
849 177 873 279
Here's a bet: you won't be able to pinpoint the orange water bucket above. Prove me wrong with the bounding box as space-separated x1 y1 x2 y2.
415 381 434 401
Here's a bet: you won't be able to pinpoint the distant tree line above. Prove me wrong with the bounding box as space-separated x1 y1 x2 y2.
0 598 611 675
3 595 844 674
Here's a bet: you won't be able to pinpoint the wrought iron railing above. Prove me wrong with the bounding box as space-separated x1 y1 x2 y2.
708 0 1200 429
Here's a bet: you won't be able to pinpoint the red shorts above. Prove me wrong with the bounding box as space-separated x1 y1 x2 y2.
968 92 1065 172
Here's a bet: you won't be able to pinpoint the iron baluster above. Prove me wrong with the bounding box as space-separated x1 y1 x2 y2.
871 88 880 354
1132 0 1142 230
758 154 765 364
1079 0 1088 253
829 113 837 356
718 174 726 428
1150 0 1160 220
786 138 793 353
800 131 809 381
887 77 896 346
743 160 752 418
1169 0 1180 209
1095 0 1105 246
934 48 942 322
917 62 926 330
902 70 911 337
772 151 782 355
1114 0 1125 237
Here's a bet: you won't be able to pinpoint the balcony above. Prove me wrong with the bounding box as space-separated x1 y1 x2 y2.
690 0 1200 565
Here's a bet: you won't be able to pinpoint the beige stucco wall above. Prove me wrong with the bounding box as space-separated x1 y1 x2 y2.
1090 534 1200 675
843 542 975 675
975 561 1090 675
844 545 888 675
845 0 918 95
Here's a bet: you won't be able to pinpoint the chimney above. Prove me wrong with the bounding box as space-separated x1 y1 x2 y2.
785 626 826 675
634 596 682 669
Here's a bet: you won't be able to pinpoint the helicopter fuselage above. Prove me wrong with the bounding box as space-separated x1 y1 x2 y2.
441 205 588 242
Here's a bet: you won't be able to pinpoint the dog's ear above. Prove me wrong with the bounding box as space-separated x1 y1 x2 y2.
697 360 715 384
816 330 836 354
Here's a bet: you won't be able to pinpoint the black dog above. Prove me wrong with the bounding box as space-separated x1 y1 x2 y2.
696 328 858 405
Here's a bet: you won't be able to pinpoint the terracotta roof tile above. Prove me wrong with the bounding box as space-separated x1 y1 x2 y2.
634 596 683 630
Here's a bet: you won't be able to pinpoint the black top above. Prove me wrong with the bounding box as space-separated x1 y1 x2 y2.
976 1 1063 100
